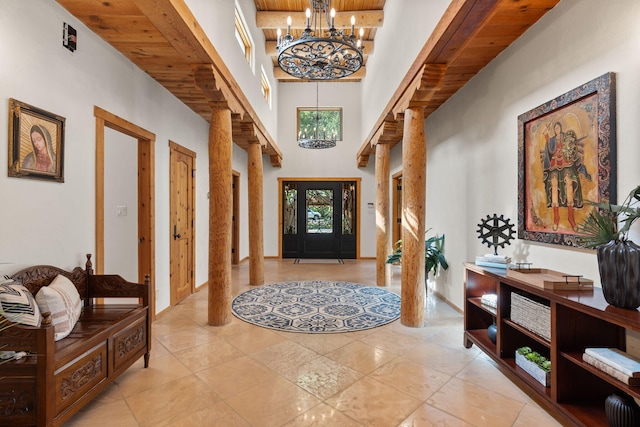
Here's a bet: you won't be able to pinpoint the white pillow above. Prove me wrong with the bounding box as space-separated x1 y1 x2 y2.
35 275 82 341
0 278 42 327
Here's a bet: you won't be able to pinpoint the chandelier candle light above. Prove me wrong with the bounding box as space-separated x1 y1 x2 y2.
276 0 364 80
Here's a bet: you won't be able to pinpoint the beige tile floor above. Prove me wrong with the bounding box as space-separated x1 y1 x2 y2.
65 259 562 426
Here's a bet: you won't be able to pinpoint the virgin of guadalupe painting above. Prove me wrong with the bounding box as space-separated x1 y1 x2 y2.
517 73 616 247
8 98 65 182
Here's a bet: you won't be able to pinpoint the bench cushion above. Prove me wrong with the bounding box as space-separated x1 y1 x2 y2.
36 274 82 340
0 279 42 327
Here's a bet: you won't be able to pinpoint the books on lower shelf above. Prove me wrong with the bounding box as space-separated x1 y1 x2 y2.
582 353 640 386
480 293 498 309
584 347 640 377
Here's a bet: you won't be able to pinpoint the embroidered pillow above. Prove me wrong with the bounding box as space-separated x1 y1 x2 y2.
35 275 82 341
0 278 42 327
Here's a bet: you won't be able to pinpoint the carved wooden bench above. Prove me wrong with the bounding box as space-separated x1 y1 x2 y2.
0 254 151 426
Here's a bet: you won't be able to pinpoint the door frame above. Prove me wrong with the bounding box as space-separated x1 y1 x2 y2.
169 140 196 305
392 171 403 247
94 106 156 318
278 177 361 259
232 170 240 265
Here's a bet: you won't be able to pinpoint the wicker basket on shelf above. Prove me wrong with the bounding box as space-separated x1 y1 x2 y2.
511 292 551 341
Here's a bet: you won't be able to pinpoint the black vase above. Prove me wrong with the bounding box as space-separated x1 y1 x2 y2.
597 240 640 310
487 323 497 344
605 393 640 427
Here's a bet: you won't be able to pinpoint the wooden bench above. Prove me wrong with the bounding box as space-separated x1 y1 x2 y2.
0 254 151 426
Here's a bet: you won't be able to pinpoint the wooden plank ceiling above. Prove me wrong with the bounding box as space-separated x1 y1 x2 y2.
254 0 385 82
56 0 283 167
356 0 561 167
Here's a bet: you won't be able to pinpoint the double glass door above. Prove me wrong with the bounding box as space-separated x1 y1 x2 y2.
282 180 356 259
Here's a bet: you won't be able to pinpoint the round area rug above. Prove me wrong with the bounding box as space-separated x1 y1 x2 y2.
232 280 401 333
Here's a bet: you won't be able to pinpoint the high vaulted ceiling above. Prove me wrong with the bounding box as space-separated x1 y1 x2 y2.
254 0 386 82
55 0 561 169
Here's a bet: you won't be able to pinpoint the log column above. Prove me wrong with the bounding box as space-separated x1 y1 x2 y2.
375 142 391 286
247 141 264 286
400 107 427 327
208 106 233 326
193 64 245 326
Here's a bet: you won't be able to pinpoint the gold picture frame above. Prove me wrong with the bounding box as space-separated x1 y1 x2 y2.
8 98 65 182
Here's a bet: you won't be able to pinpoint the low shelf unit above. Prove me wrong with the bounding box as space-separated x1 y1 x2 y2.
463 262 640 426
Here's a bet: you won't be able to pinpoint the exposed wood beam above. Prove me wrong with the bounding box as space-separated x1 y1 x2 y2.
392 64 447 117
257 10 383 29
57 0 283 166
356 0 561 167
192 64 245 116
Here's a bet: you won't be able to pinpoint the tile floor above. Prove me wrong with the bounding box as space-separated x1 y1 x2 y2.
65 259 562 426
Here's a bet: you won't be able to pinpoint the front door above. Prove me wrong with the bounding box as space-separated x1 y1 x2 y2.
282 180 357 259
169 141 195 305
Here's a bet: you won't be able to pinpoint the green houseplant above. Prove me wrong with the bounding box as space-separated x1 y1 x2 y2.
386 230 449 277
579 185 640 309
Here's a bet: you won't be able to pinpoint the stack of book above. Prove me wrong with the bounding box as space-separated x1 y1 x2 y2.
582 347 640 386
480 293 498 309
475 254 512 269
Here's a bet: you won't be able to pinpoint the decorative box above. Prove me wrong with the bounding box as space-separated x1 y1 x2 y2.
515 352 550 387
511 292 551 341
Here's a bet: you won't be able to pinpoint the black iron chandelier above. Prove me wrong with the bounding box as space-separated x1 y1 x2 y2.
298 83 336 149
276 0 364 80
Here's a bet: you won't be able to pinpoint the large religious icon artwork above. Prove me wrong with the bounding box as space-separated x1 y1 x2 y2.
8 98 65 182
517 73 616 247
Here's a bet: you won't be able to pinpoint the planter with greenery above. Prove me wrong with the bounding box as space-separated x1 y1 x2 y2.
579 185 640 309
386 230 449 278
516 346 551 387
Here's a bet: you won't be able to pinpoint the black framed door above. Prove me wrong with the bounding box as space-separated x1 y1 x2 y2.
282 180 356 259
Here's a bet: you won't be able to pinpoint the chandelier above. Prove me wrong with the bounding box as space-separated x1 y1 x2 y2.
298 83 336 149
276 0 364 80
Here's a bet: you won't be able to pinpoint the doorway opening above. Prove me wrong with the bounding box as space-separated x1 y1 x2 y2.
280 178 360 259
94 106 155 318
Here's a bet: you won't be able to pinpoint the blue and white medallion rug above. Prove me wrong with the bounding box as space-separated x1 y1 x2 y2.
232 280 401 333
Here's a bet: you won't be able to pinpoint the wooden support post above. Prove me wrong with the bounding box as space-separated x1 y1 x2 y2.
400 107 426 327
208 106 233 326
247 142 264 286
375 142 391 286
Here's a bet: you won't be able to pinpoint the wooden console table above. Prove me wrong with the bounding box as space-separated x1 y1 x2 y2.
464 262 640 426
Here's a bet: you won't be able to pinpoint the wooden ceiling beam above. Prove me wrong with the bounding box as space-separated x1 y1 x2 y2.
256 10 383 29
356 0 561 167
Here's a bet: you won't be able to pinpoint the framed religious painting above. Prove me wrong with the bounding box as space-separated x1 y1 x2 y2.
517 72 616 247
8 98 65 182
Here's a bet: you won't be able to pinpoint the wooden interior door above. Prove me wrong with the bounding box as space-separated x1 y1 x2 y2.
170 141 195 305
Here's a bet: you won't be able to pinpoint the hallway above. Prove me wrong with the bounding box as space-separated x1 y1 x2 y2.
65 260 560 426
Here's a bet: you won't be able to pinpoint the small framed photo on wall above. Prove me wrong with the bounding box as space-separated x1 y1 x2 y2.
517 72 616 247
8 98 65 182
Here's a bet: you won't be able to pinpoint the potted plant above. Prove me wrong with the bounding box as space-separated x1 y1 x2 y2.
516 346 551 387
579 185 640 309
386 230 449 278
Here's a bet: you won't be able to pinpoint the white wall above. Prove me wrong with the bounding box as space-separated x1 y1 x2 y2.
422 0 640 309
360 0 450 141
184 0 279 139
0 0 238 314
